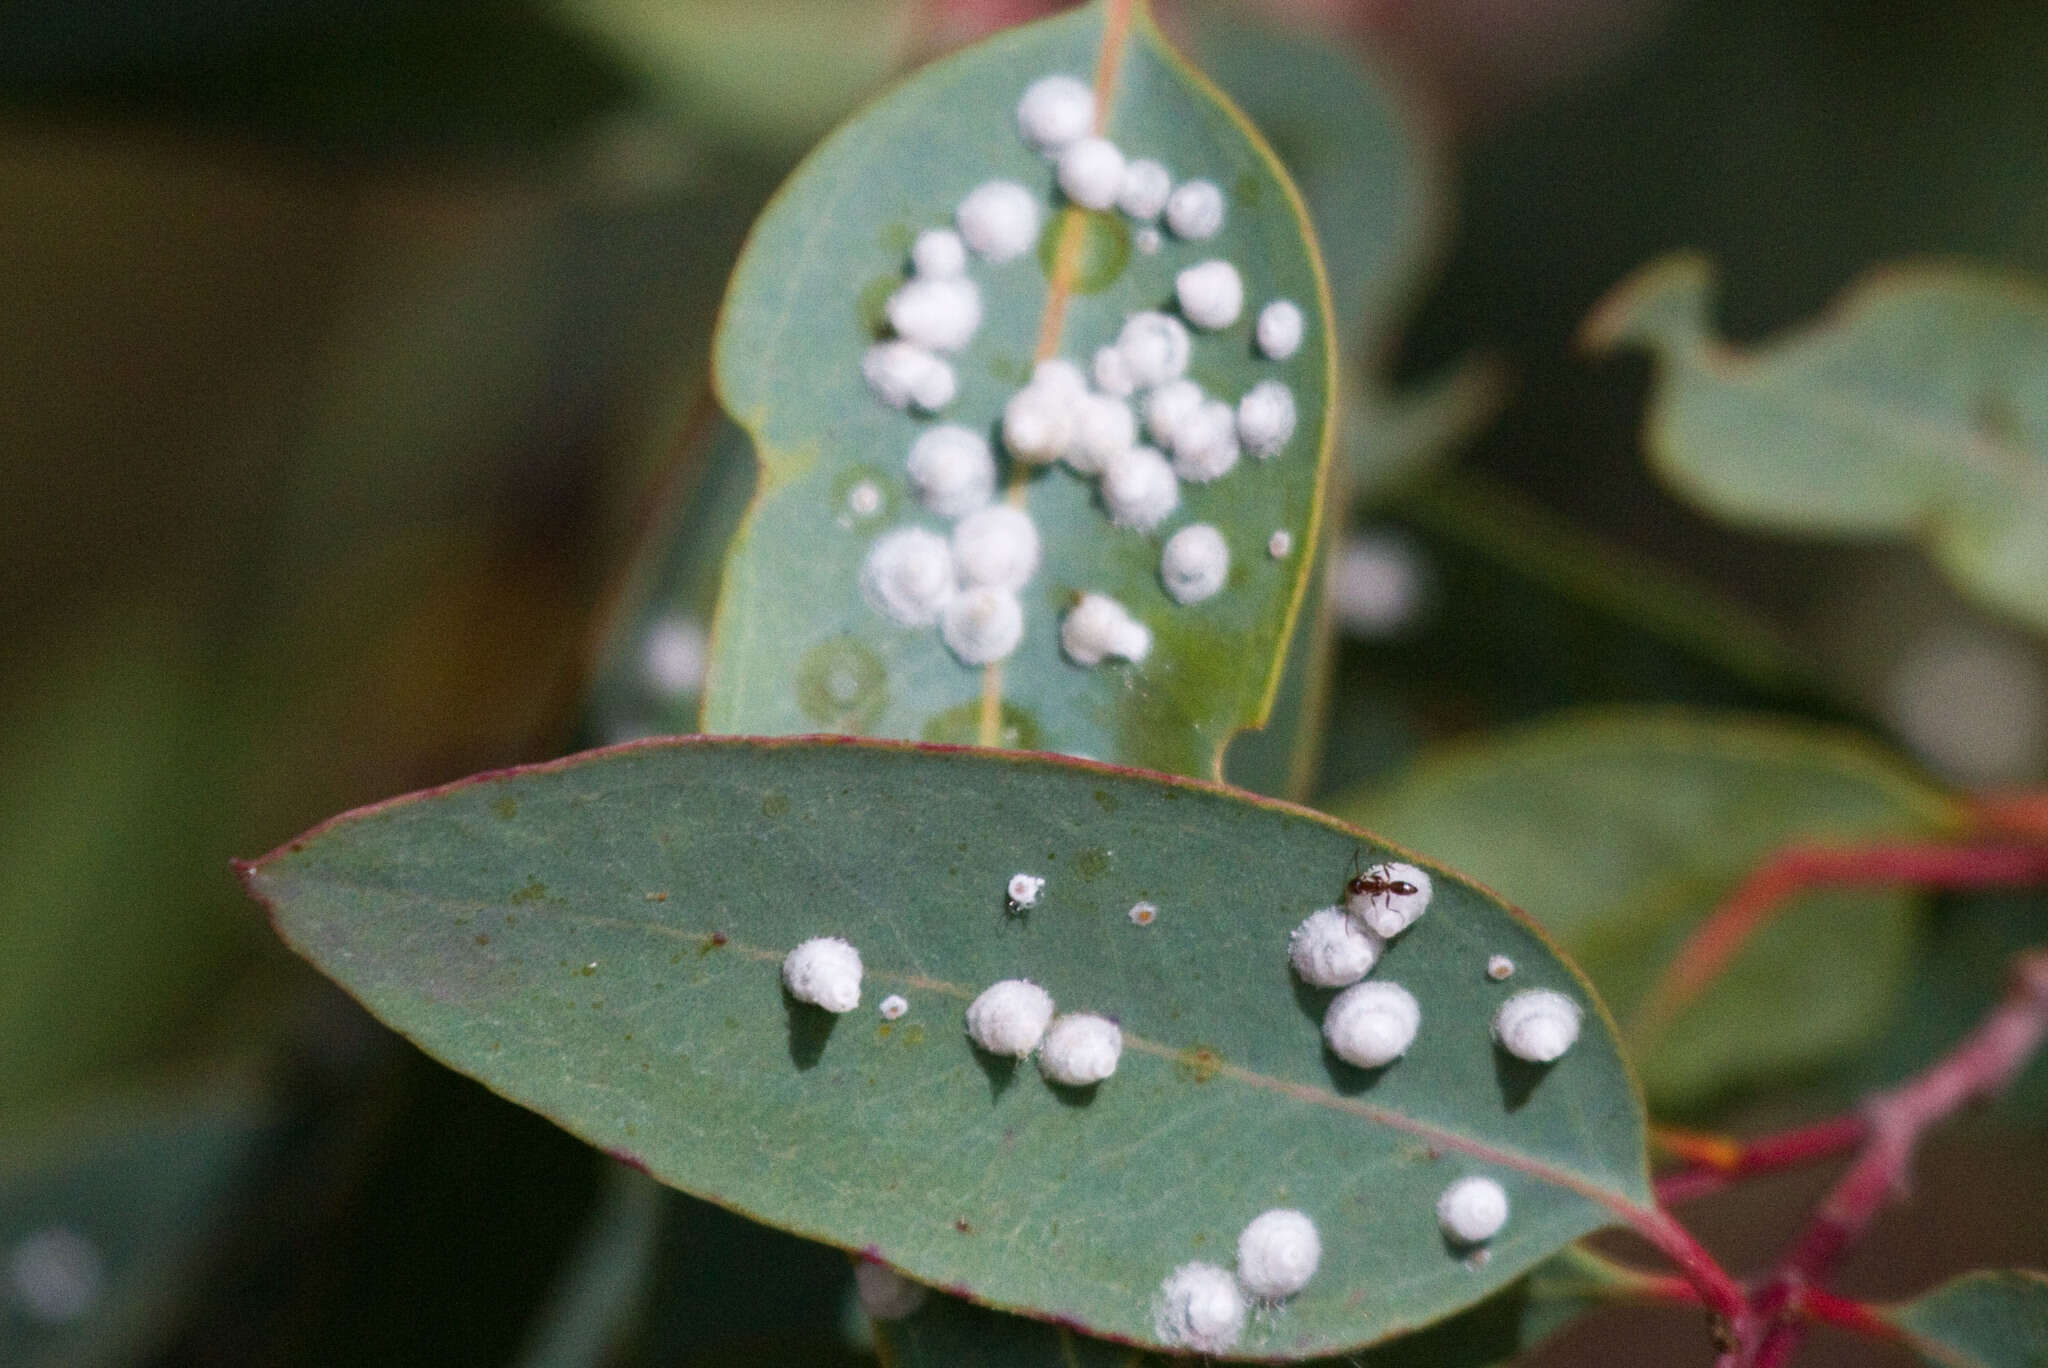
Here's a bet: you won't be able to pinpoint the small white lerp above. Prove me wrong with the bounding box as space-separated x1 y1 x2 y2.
1007 872 1045 907
1494 989 1582 1063
1016 73 1094 153
1117 158 1172 220
1038 1012 1122 1085
1068 392 1136 475
861 526 953 627
1437 1176 1509 1245
1323 980 1420 1068
1238 379 1297 458
1236 1209 1321 1300
878 994 909 1021
1165 179 1225 239
1175 260 1244 330
886 275 981 353
1057 136 1125 211
1347 861 1433 939
1143 379 1204 448
941 586 1024 665
952 505 1041 590
862 342 956 412
1099 447 1179 532
1117 311 1192 387
1160 524 1229 605
1256 299 1305 360
965 978 1055 1057
911 227 967 277
905 425 995 518
1155 1261 1245 1354
782 936 862 1013
957 180 1041 262
1169 399 1241 483
1061 593 1152 667
1288 907 1382 988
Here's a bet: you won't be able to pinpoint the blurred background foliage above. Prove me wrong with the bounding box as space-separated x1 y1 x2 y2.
3 0 2045 1363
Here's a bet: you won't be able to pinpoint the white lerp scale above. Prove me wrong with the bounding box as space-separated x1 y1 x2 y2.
1437 1176 1509 1245
1099 447 1179 532
1061 592 1152 667
905 425 995 517
1347 861 1434 939
862 341 956 413
965 978 1055 1057
1494 988 1583 1063
861 526 953 627
1238 379 1297 458
1057 136 1125 210
1160 523 1229 605
1165 179 1225 239
1236 1209 1321 1300
1117 158 1172 220
886 275 981 353
1175 259 1243 331
781 936 862 1013
1168 399 1240 483
1016 73 1094 153
1288 907 1382 988
1038 1012 1122 1086
957 179 1040 262
941 586 1024 665
951 505 1041 591
1323 980 1420 1068
1155 1261 1245 1354
1256 298 1304 359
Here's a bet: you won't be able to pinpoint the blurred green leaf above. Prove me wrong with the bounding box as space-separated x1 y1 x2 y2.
703 1 1333 778
248 736 1648 1358
1347 358 1511 509
873 1244 1650 1367
1876 1269 2048 1368
1340 709 1961 1111
0 1086 271 1368
1588 254 2048 637
515 1163 665 1368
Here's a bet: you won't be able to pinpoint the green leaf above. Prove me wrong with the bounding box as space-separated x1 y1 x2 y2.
0 1087 272 1368
1338 709 1962 1110
874 1244 1646 1367
1876 1270 2048 1368
247 736 1648 1359
703 0 1335 779
1586 255 2048 637
513 1163 666 1368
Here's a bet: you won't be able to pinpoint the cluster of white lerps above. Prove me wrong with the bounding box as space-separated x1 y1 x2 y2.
1154 1206 1322 1353
965 977 1122 1086
858 70 1310 670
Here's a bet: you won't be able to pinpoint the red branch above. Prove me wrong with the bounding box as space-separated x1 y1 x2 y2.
1795 1288 1904 1345
1654 1115 1869 1205
1740 950 2048 1367
1631 842 2048 1046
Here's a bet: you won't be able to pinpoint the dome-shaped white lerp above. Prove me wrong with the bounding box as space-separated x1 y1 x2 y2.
1057 136 1125 210
1346 862 1433 939
965 978 1055 1058
941 586 1024 665
1493 989 1582 1063
1237 379 1297 458
957 180 1040 262
886 275 981 353
952 505 1041 591
1236 1209 1321 1300
1016 73 1094 152
860 526 953 627
906 425 995 518
782 936 861 1013
1100 447 1179 532
1256 299 1305 359
1160 523 1229 604
1288 908 1382 988
1165 180 1225 239
1154 1262 1244 1353
1323 980 1420 1068
1037 1012 1122 1086
1437 1176 1509 1244
1175 260 1243 331
1060 592 1151 667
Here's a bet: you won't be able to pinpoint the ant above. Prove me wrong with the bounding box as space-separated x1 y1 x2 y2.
1346 849 1417 906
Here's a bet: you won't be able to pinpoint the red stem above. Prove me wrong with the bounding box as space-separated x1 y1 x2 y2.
1795 1288 1904 1344
1740 950 2048 1365
1631 842 2048 1047
1655 1115 1869 1205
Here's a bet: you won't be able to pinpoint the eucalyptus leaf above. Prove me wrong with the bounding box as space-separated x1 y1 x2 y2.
1586 255 2048 636
1877 1269 2048 1368
246 737 1648 1359
1340 709 1961 1110
703 0 1334 778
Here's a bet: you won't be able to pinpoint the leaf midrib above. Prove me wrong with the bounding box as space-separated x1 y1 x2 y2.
977 0 1141 748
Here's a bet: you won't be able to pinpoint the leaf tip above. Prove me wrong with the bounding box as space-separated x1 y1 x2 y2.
1580 252 1719 359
